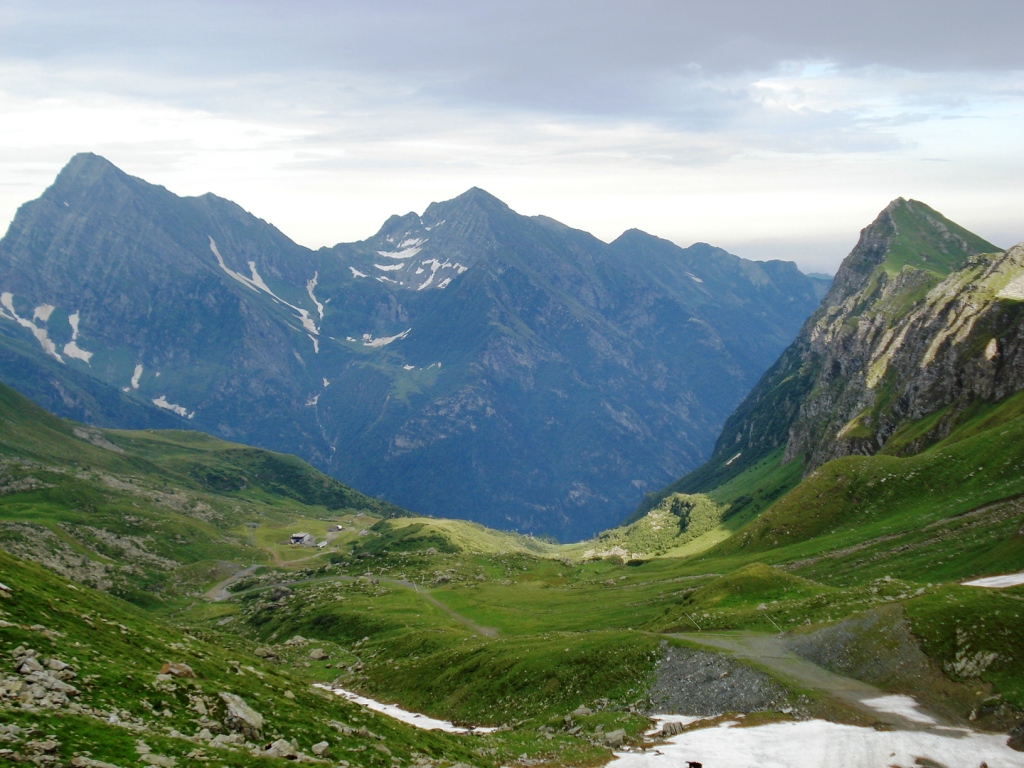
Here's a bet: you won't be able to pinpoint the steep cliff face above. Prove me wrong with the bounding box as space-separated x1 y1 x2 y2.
790 243 1024 463
645 199 1006 505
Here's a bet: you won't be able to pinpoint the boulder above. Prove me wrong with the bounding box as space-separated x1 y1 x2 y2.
311 740 330 757
16 656 44 675
160 662 195 679
309 648 328 661
253 647 278 659
284 635 308 646
139 755 176 767
261 739 297 759
571 705 593 717
219 692 264 740
660 721 687 737
603 728 626 748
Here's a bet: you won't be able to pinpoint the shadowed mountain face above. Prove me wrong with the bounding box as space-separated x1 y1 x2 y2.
0 153 827 539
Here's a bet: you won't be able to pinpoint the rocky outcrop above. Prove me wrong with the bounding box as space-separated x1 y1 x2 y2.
786 243 1024 467
218 692 263 740
654 199 1009 502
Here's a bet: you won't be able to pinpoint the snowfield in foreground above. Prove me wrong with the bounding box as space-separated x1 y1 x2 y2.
611 717 1024 768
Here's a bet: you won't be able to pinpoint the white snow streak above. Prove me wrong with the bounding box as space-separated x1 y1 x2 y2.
362 329 411 348
686 272 704 284
437 277 452 289
374 263 405 272
152 396 194 419
376 276 399 284
130 364 143 390
306 394 320 407
306 272 325 320
322 378 330 387
209 236 319 335
403 365 415 370
1 292 63 362
349 266 367 278
609 717 1024 768
314 685 497 734
308 334 319 354
963 571 1024 588
33 304 55 322
63 311 94 363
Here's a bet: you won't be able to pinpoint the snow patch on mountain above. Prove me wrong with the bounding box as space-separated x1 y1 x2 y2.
209 236 319 335
131 364 143 390
152 395 194 419
376 239 425 260
376 276 398 284
0 292 63 362
374 263 404 272
362 329 411 348
63 311 93 363
308 334 319 354
438 278 453 289
349 266 367 278
306 272 325 320
687 272 704 284
306 394 320 406
33 304 55 322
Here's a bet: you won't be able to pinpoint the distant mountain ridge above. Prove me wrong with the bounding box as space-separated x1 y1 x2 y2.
0 153 828 539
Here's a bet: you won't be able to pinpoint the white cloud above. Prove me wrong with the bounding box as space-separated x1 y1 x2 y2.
0 4 1022 274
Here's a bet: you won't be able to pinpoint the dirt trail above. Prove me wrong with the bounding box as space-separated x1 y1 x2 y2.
668 631 950 730
205 570 498 638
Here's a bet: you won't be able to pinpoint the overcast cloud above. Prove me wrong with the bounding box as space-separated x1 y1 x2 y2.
1 0 1022 272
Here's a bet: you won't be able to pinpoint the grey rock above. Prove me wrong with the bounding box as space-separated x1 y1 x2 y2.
603 729 626 748
311 740 330 757
261 739 297 759
219 692 264 740
308 648 328 660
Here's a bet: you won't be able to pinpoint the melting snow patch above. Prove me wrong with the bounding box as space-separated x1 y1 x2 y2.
361 329 411 348
376 276 398 284
152 396 195 420
313 685 497 734
308 334 319 354
306 272 325 320
33 304 55 322
860 694 936 724
210 237 318 334
403 364 415 371
609 718 1023 768
437 277 452 289
63 311 94 363
349 266 367 278
1 292 63 362
130 364 143 390
686 272 704 284
725 452 742 466
963 571 1024 588
306 394 320 406
322 378 330 387
374 263 404 272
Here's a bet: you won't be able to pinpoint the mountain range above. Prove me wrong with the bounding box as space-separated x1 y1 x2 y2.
0 153 829 539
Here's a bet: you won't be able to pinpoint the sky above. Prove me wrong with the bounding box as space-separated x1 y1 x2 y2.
1 1 1022 274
